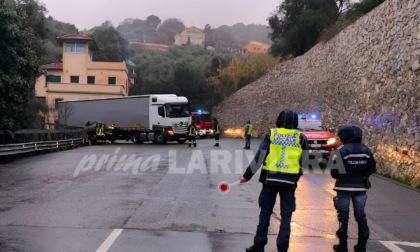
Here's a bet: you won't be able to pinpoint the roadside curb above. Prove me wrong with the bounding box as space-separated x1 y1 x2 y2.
372 174 420 193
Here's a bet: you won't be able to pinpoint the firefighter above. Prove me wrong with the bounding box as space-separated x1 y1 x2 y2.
213 117 220 147
239 109 308 252
244 120 253 149
95 123 105 144
105 123 115 144
330 125 376 252
187 122 197 147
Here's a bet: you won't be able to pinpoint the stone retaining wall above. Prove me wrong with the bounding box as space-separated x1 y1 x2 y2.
213 0 420 186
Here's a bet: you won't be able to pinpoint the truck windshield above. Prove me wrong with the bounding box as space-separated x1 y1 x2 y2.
165 104 190 118
201 114 212 122
297 121 327 131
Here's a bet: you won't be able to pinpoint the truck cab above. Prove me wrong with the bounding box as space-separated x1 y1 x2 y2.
297 114 338 161
191 110 213 138
149 95 191 144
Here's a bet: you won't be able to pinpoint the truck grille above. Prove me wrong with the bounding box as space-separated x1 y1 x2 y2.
308 139 327 145
172 121 188 134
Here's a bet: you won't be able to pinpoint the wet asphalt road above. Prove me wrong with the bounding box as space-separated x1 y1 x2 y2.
0 138 419 252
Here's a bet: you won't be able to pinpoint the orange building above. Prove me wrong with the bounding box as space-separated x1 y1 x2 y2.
35 32 129 128
243 41 270 54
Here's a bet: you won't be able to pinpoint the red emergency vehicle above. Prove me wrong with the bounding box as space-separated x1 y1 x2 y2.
191 110 213 138
297 114 338 160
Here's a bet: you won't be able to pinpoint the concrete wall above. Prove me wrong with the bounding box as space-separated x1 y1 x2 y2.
213 0 420 186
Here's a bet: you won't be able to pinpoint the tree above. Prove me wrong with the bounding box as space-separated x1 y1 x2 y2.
157 18 185 44
208 54 278 98
145 15 161 32
89 21 128 62
268 0 339 57
0 0 47 130
43 16 78 63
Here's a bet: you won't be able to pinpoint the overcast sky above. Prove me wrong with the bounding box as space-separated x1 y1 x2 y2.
39 0 280 30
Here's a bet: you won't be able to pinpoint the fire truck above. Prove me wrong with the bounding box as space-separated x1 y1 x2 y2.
191 110 213 138
297 114 338 161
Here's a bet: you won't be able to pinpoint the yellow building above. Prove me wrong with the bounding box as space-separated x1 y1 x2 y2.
174 26 205 47
35 32 129 128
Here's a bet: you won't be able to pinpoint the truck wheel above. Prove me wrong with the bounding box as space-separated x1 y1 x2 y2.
132 134 143 144
154 132 166 144
177 139 186 144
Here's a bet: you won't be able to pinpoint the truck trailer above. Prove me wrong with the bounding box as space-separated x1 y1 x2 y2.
57 94 191 144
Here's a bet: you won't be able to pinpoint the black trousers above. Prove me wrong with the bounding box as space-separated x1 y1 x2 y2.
245 135 251 148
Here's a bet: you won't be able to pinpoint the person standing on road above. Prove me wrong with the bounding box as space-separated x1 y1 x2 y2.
330 124 376 252
213 117 220 147
187 121 197 147
239 109 308 252
244 120 253 149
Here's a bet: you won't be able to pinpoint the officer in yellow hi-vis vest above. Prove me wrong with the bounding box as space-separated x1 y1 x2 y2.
187 122 197 147
244 120 253 149
239 109 308 252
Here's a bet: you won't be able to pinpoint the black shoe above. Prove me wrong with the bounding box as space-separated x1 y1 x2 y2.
333 244 348 252
188 145 191 147
246 245 264 252
214 144 219 147
194 144 196 147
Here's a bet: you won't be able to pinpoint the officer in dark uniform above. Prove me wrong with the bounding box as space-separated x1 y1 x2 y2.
239 109 308 252
187 122 197 147
330 125 376 252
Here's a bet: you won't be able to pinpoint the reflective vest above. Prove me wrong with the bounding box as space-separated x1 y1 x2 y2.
245 123 253 135
214 123 220 134
188 125 196 136
96 126 105 136
262 128 302 174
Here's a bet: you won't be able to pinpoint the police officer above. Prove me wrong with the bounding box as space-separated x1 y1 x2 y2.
239 109 308 252
213 117 220 147
244 120 253 149
187 122 197 147
330 125 376 252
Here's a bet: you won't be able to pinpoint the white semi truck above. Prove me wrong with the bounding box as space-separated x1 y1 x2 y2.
57 94 191 144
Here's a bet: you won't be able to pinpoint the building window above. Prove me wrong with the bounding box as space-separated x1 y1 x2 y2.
55 98 63 109
66 42 86 53
108 77 116 85
47 75 61 83
70 76 79 83
87 76 95 84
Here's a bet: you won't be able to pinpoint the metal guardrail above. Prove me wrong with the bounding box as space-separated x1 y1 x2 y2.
0 138 86 156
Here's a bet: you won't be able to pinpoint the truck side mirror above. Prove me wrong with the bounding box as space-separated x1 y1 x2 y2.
329 127 336 133
158 106 165 118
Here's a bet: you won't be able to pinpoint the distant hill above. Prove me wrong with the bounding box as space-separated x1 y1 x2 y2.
206 23 271 50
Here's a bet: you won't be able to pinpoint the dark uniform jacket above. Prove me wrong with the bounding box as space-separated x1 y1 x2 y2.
330 125 376 191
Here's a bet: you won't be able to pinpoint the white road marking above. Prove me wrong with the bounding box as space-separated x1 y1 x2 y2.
380 241 420 252
96 228 123 252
